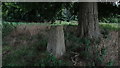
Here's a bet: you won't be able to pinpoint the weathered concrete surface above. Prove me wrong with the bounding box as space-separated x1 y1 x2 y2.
47 26 66 58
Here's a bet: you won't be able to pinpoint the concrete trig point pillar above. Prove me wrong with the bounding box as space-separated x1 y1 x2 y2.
47 25 65 58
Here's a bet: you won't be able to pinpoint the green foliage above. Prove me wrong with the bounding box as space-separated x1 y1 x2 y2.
101 47 107 55
2 2 64 22
99 15 119 23
34 53 68 66
106 60 115 66
3 45 31 66
66 31 108 66
65 32 82 52
80 38 94 62
92 46 108 66
2 45 13 52
65 31 93 60
2 2 119 23
2 22 16 38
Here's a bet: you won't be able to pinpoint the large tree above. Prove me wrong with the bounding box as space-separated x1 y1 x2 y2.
77 2 100 39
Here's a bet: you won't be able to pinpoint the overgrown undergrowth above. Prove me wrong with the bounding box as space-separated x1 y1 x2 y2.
2 22 119 66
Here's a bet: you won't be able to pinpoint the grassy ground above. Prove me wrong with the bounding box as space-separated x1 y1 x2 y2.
100 23 120 31
2 21 120 32
2 21 120 66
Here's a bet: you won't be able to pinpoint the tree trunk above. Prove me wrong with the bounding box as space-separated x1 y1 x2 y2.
47 26 65 58
78 2 100 39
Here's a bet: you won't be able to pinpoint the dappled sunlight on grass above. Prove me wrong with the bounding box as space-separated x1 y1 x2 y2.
100 23 120 31
2 21 120 31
